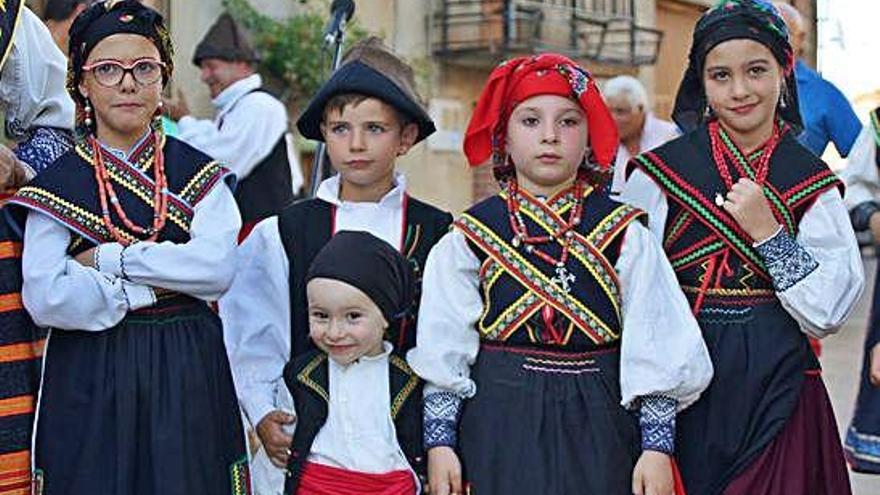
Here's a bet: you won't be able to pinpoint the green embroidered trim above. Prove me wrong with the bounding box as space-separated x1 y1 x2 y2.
15 186 136 244
665 210 691 249
389 355 420 419
717 128 795 233
786 174 840 207
671 240 725 269
33 469 45 495
635 154 766 271
872 110 880 148
229 455 250 495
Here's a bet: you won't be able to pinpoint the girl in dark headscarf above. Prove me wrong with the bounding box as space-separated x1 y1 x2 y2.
6 2 249 494
621 1 861 494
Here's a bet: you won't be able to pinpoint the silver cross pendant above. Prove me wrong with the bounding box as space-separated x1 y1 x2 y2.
551 265 576 293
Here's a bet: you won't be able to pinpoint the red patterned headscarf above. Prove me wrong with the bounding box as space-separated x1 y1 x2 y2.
463 54 618 170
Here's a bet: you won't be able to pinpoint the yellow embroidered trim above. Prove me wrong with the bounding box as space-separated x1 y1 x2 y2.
389 355 419 419
297 354 329 402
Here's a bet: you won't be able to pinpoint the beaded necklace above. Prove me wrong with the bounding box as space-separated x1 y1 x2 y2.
505 173 587 344
91 131 169 246
709 119 779 207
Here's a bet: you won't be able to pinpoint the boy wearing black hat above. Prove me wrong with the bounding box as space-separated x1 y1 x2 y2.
280 231 423 494
220 37 451 494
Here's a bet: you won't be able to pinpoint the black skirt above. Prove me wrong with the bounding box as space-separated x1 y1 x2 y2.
33 298 249 495
459 343 640 495
676 302 848 495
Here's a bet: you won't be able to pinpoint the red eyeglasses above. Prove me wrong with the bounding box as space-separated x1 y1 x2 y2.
81 58 165 87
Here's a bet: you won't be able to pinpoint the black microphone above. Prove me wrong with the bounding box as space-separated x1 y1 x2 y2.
323 0 355 47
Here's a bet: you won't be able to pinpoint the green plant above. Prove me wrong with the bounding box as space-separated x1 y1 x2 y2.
223 0 368 108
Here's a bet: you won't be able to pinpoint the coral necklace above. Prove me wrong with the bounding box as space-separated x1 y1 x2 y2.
91 132 169 246
506 175 586 345
709 119 780 207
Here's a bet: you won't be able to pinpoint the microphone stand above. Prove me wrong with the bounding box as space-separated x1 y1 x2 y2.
308 21 349 197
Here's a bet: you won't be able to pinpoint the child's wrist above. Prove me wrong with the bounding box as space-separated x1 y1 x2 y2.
424 391 462 450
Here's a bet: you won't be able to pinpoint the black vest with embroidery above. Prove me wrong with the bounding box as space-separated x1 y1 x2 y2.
227 88 295 224
630 124 842 309
277 196 453 359
281 349 425 494
457 187 645 351
7 135 231 255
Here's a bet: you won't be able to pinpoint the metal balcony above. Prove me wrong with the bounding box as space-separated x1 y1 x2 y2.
430 0 663 67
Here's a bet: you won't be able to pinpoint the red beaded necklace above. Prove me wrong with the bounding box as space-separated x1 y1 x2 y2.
709 119 780 195
505 174 585 269
91 132 169 246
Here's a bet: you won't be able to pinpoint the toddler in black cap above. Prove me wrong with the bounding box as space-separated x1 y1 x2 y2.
281 230 427 495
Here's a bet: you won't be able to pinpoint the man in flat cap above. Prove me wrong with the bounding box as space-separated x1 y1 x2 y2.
165 12 301 232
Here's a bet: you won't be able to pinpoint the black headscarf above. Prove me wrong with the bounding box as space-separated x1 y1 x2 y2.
673 0 802 132
306 231 415 325
67 0 174 128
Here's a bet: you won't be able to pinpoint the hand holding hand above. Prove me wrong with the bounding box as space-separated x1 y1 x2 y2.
256 410 296 468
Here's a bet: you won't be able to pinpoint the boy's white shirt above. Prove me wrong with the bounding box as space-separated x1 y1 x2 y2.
219 173 408 494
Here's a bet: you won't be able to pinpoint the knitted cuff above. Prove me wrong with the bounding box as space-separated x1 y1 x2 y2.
424 391 462 450
754 228 818 292
639 395 677 455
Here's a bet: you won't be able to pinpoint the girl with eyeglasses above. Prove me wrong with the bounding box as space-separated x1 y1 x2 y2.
6 2 249 494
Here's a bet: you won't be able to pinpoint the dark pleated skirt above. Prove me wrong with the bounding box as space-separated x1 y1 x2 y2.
845 261 880 474
676 302 850 495
459 343 640 495
33 298 250 495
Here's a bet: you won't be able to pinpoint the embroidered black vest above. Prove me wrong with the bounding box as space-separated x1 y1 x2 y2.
228 89 296 224
7 135 232 255
277 196 453 360
631 124 843 309
281 349 425 494
457 187 644 352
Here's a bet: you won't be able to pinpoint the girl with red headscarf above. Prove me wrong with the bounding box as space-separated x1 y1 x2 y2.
407 54 712 495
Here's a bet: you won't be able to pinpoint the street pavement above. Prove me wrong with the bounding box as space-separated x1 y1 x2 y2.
823 255 880 494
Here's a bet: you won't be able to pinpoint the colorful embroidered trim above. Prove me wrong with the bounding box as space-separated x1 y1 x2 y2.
12 187 135 245
229 455 251 495
635 152 768 274
456 214 618 345
506 191 625 315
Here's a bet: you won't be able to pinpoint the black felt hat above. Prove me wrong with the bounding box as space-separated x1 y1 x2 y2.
296 37 435 143
192 13 259 66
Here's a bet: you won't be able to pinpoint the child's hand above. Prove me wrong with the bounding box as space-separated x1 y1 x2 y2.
632 450 674 495
870 343 880 387
256 410 296 468
721 178 780 243
427 446 462 495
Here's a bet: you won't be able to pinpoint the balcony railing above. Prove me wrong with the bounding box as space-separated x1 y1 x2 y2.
430 0 662 66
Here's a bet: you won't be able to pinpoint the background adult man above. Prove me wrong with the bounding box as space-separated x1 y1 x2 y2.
165 12 301 229
604 75 679 195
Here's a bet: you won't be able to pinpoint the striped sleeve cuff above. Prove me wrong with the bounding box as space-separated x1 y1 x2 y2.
639 395 677 455
424 391 462 450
